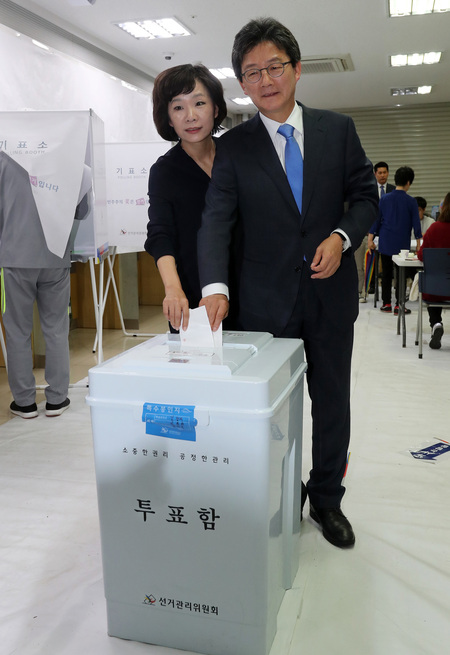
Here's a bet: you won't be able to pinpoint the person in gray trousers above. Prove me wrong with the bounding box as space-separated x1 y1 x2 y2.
0 151 72 418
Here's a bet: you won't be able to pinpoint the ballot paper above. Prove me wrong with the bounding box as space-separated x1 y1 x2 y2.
180 306 222 350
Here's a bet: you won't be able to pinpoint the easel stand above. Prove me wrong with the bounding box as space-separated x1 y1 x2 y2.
90 254 105 363
92 247 157 357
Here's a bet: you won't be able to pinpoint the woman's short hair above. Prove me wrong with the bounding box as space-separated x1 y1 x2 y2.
152 64 227 142
394 166 415 187
232 17 301 81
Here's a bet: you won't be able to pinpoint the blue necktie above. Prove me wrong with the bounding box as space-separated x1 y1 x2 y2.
278 123 303 214
380 185 385 197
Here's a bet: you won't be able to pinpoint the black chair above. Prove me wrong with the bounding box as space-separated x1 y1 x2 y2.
415 248 450 358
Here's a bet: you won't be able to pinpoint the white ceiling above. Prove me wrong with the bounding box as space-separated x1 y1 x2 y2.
5 0 450 114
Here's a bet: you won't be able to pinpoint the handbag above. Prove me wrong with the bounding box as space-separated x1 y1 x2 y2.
409 271 419 301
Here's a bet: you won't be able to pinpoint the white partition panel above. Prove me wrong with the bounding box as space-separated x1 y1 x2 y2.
105 141 170 253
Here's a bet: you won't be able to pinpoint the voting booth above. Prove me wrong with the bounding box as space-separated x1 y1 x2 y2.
0 109 108 366
0 109 108 263
87 331 306 655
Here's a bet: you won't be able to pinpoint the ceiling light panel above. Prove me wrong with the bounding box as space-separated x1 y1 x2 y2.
114 18 192 40
423 51 442 64
390 85 433 95
390 51 442 66
67 0 96 6
413 0 437 12
231 97 254 105
389 0 450 15
391 54 408 66
218 68 235 78
32 39 50 50
210 69 226 79
209 68 235 80
408 52 425 65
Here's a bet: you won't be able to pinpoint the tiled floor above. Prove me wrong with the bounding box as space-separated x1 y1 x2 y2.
1 299 449 655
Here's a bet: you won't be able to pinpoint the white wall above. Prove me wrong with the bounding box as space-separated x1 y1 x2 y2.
0 24 159 143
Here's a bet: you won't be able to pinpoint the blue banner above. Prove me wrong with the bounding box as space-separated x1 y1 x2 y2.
410 441 450 462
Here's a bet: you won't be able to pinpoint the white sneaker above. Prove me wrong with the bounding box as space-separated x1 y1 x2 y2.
430 323 444 350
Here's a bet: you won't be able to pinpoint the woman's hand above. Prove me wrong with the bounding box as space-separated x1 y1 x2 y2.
163 286 189 331
156 256 189 330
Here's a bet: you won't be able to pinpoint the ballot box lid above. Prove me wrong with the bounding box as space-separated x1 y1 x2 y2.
87 331 305 412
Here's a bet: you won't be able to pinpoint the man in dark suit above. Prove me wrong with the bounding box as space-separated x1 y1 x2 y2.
356 161 395 300
198 17 378 548
374 161 396 198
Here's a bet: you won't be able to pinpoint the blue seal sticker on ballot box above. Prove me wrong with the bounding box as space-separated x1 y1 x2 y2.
142 403 197 441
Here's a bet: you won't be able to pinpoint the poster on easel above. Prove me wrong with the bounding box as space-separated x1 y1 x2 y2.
104 141 171 253
0 109 108 263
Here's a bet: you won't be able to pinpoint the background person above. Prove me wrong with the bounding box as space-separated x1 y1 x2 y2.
368 166 422 314
144 64 227 332
407 196 435 299
374 161 395 198
355 161 395 302
414 196 434 237
198 17 378 548
416 192 450 349
0 152 72 419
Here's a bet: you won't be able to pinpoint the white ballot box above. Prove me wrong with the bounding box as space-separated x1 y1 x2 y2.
87 331 306 655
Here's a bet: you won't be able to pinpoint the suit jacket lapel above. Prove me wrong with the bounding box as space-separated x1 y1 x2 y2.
243 114 300 217
301 104 327 222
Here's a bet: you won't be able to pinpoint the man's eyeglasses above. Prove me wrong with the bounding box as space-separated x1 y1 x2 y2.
241 61 293 84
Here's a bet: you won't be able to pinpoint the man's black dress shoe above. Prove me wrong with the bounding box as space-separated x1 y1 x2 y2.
310 505 355 548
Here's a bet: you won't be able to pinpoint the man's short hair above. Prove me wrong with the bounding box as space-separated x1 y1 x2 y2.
394 166 415 186
374 161 389 173
415 196 427 210
232 17 301 81
152 64 227 142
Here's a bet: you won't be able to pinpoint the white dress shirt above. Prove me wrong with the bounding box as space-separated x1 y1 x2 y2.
259 102 304 164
